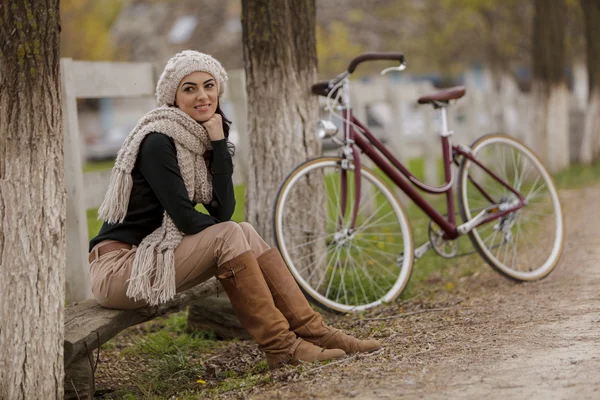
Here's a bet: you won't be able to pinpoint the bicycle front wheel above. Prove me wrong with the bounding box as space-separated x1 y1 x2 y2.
273 157 414 313
458 134 565 281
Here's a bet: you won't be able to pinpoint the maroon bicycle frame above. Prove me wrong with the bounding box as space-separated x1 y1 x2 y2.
339 109 526 240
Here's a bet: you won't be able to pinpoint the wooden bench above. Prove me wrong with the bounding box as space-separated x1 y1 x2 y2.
63 277 223 400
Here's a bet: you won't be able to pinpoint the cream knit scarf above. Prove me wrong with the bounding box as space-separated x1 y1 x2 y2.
98 105 213 305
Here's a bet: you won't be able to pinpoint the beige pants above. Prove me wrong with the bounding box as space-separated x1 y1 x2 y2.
89 221 270 309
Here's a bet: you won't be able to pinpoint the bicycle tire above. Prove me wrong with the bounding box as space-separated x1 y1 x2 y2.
272 157 415 313
457 134 565 281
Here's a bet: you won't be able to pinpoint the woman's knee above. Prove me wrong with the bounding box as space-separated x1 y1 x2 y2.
215 221 249 249
238 221 258 239
216 221 244 239
238 222 270 256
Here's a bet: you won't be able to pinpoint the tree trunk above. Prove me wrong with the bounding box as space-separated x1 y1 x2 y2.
531 0 569 172
579 0 600 164
0 1 65 399
241 0 321 243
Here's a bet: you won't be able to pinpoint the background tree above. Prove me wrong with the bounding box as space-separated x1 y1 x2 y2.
186 0 321 337
0 1 65 398
241 0 321 241
579 0 600 164
531 0 570 171
60 0 124 60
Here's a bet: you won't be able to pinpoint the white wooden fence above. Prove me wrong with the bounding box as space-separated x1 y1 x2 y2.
62 59 158 303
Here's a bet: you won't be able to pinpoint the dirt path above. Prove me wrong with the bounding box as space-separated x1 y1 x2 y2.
249 184 600 399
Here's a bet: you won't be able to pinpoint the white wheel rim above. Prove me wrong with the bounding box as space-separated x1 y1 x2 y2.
461 136 564 280
275 159 414 312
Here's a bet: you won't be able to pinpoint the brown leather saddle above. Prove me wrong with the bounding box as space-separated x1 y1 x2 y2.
417 86 466 106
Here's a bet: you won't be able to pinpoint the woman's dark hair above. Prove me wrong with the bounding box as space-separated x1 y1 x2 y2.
215 103 236 157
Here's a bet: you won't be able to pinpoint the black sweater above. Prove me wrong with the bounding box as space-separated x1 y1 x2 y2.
89 133 235 252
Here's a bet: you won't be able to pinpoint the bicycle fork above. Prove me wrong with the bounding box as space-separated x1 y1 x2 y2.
337 144 362 232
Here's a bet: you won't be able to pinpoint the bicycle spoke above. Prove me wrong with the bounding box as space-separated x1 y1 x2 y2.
348 251 370 305
283 231 335 241
351 201 389 233
300 243 337 278
282 226 331 236
354 244 391 297
354 209 396 234
352 246 399 281
344 246 361 304
325 245 344 299
335 246 351 304
283 202 336 227
353 238 402 264
287 234 337 251
354 231 406 236
511 223 521 270
515 156 532 192
298 242 337 274
353 246 384 298
526 181 548 202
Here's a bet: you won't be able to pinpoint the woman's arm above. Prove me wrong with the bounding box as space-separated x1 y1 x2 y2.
138 133 221 235
204 139 236 221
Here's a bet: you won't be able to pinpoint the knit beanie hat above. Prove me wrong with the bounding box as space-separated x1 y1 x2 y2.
156 50 228 106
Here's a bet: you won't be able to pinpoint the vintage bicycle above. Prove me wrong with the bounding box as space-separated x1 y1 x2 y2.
272 52 564 313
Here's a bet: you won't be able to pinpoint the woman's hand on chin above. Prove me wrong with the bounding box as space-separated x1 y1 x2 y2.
202 113 225 141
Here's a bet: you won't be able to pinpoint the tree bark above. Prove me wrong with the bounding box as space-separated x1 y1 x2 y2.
531 0 569 172
0 1 65 399
241 0 321 242
579 0 600 164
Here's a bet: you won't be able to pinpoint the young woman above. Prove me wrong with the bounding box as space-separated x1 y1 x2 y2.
89 50 381 369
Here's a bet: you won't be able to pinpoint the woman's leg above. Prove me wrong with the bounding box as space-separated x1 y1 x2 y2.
178 221 345 369
174 221 252 292
238 222 381 354
90 242 145 309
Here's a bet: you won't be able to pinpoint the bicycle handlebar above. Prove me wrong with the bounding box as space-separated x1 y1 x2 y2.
347 52 405 73
311 52 406 97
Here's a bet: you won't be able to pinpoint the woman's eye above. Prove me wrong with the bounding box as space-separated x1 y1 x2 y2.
205 83 215 89
184 87 194 92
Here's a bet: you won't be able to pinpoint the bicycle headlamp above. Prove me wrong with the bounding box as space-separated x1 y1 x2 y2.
316 120 338 140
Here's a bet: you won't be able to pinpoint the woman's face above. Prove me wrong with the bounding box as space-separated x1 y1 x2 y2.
175 71 218 122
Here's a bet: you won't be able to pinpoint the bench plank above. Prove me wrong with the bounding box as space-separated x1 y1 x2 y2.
64 277 221 366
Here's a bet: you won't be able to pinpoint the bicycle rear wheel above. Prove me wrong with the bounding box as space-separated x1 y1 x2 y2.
458 134 564 280
273 157 414 313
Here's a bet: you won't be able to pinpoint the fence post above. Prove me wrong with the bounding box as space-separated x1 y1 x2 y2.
226 70 249 185
61 58 92 304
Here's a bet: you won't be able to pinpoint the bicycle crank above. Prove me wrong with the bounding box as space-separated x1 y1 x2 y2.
428 221 460 258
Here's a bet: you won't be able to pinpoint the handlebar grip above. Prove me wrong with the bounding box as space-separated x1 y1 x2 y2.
347 52 405 73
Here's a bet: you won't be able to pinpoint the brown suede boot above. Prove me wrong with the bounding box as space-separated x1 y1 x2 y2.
217 250 346 369
257 248 382 355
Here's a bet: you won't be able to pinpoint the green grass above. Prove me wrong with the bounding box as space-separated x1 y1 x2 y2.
98 310 275 399
101 311 226 398
83 159 115 173
553 161 600 190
